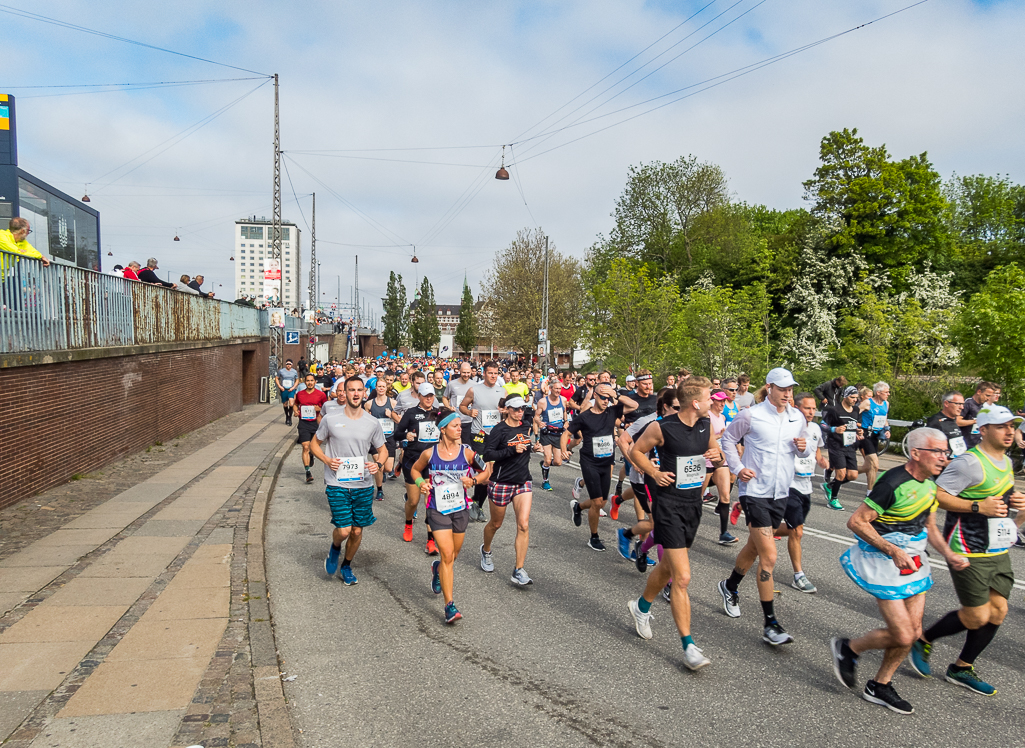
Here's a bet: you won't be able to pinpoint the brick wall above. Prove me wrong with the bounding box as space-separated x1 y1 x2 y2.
0 339 267 512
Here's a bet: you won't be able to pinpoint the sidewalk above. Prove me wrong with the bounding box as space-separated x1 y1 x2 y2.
0 403 295 748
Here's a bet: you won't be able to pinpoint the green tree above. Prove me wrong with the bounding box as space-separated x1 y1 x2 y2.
945 173 1025 291
454 279 478 355
584 258 681 375
381 271 407 351
953 263 1025 401
837 282 894 374
803 128 949 271
409 277 441 355
482 228 582 355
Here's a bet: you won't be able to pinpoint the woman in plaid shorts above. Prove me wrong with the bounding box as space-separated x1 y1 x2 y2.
481 395 542 586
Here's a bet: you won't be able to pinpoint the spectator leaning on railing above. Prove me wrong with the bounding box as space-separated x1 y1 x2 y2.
0 217 51 278
123 261 141 280
138 258 176 289
188 274 215 298
178 274 200 294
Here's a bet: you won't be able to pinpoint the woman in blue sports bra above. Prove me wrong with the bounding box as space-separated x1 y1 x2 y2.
411 408 490 624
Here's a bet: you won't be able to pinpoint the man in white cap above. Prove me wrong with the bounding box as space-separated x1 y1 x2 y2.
718 367 813 646
910 404 1025 696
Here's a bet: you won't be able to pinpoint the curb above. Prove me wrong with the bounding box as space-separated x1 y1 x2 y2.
249 434 297 748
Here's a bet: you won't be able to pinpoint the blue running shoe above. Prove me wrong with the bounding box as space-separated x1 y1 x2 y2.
945 665 996 696
340 565 358 586
909 640 931 678
646 556 655 567
444 602 462 624
542 480 552 491
431 559 442 594
617 527 632 560
325 544 340 576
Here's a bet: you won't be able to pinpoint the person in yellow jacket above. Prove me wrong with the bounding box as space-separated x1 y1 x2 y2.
0 217 50 279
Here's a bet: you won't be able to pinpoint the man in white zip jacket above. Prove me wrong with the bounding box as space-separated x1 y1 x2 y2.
717 367 813 646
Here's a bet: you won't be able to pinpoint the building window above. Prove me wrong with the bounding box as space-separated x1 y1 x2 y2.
282 227 290 241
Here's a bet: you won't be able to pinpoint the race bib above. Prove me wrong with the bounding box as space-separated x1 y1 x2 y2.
547 407 564 424
872 414 888 430
300 405 316 420
949 436 966 456
987 517 1017 554
593 435 614 459
843 429 857 447
675 455 705 490
481 410 500 427
794 455 814 478
433 471 466 515
282 379 296 390
335 457 364 483
418 421 440 443
378 418 394 436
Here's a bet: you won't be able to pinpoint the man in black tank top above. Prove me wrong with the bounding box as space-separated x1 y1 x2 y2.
625 376 721 671
614 370 658 503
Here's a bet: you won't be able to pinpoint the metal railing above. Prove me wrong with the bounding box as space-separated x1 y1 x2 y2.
0 250 266 354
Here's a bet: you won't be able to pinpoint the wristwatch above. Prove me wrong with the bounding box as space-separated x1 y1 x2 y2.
971 502 979 513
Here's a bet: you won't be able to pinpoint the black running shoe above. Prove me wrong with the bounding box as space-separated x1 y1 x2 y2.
863 680 913 715
830 637 857 689
588 536 606 552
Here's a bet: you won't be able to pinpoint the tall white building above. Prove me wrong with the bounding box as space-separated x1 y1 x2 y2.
233 216 302 309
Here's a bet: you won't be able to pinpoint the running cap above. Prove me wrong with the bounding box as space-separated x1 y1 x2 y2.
417 383 436 397
625 375 636 382
842 385 859 398
375 366 385 372
710 389 728 401
505 396 527 409
764 367 797 388
548 368 556 373
285 359 293 364
975 405 1023 427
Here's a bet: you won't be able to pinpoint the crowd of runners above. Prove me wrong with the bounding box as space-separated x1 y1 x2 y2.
274 355 1025 715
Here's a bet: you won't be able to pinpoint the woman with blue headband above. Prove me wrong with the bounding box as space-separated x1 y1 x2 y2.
410 408 490 624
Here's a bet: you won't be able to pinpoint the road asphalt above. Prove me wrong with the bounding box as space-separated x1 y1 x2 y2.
266 449 1025 748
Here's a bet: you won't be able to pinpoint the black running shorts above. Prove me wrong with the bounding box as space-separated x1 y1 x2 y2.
782 488 811 530
740 495 786 529
827 444 858 471
651 495 701 549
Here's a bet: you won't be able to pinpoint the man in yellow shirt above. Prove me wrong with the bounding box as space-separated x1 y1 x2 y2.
0 217 50 278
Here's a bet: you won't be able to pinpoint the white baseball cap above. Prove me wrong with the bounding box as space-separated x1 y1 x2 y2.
975 405 1023 428
505 396 527 409
625 375 636 382
765 367 797 388
417 383 436 397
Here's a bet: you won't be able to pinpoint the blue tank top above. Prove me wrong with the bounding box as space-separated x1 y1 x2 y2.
540 396 566 429
861 397 889 433
425 444 471 510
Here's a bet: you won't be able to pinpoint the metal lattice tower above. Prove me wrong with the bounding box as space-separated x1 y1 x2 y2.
269 73 283 388
541 234 550 368
308 192 317 311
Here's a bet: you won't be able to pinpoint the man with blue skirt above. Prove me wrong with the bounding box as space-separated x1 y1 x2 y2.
830 427 968 715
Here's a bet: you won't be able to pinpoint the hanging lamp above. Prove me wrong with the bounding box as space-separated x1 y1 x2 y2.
495 145 510 180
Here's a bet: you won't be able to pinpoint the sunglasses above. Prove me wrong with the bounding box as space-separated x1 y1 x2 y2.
595 395 610 402
725 387 738 392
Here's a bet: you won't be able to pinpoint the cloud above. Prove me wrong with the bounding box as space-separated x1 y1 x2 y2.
4 0 1023 317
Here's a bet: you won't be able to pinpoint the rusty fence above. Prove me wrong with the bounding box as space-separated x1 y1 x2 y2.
0 251 267 354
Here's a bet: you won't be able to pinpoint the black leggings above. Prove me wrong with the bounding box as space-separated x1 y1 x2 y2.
580 456 612 501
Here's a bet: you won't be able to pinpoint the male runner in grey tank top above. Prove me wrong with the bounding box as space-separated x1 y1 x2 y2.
444 361 476 444
459 360 506 518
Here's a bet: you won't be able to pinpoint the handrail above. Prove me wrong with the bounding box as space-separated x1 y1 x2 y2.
0 250 267 354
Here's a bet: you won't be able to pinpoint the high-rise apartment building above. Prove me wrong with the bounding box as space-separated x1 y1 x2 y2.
233 216 302 309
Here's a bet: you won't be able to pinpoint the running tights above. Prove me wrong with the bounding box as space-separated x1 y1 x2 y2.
580 456 611 502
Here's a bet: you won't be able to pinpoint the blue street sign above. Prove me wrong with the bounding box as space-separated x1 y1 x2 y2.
285 331 300 345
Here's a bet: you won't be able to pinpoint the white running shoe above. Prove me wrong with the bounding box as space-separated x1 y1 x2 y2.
572 476 584 500
511 567 533 586
599 507 608 517
479 544 494 573
627 599 653 640
683 643 711 670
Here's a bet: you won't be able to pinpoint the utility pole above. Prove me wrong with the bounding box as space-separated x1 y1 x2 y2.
269 73 283 390
354 255 360 328
540 234 550 369
308 192 316 312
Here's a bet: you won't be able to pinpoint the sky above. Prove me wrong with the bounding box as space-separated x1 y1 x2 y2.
4 0 1023 324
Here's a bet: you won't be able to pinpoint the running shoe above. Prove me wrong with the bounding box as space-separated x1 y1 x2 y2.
729 502 742 525
599 508 608 517
635 551 649 573
340 565 358 586
762 621 794 646
718 532 738 545
285 417 292 427
542 480 552 491
431 559 442 594
572 477 584 500
661 584 671 602
425 538 439 556
791 574 817 593
647 556 655 567
511 568 533 586
862 680 913 714
305 473 315 484
324 544 340 576
588 536 606 552
827 498 844 511
717 580 740 618
945 665 997 696
479 544 494 572
571 500 582 527
682 643 711 671
475 504 488 523
402 523 413 542
908 640 931 678
830 637 857 689
702 492 716 504
617 528 632 560
444 602 462 624
821 482 831 501
375 488 384 501
609 495 621 520
627 599 653 640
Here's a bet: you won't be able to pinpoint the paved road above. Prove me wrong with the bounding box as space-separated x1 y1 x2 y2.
267 448 1025 748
